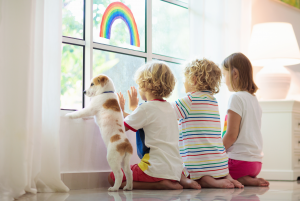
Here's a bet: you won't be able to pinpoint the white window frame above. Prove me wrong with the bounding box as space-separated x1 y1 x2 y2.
62 0 188 109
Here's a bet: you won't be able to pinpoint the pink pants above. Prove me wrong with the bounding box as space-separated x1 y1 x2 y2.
228 158 262 180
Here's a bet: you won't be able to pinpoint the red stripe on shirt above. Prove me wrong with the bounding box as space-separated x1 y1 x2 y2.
124 122 137 132
192 103 218 106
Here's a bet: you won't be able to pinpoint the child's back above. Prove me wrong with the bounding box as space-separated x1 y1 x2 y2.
172 58 243 189
226 91 263 162
174 91 229 180
222 52 269 187
125 100 183 180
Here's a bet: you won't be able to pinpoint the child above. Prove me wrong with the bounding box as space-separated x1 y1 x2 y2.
171 58 243 188
109 61 201 190
222 53 269 187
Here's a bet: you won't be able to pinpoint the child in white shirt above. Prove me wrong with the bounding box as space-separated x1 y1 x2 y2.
109 61 201 190
222 53 269 187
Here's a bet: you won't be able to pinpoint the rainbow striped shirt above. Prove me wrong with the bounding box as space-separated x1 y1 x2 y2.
172 91 229 180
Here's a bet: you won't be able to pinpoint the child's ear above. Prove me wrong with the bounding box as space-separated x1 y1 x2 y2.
192 76 197 85
232 68 239 80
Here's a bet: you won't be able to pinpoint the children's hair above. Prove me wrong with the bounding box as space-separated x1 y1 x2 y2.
222 52 258 95
135 61 175 98
184 58 222 94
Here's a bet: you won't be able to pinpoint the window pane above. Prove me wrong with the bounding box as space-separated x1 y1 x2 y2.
61 44 83 110
178 0 188 3
152 0 189 59
62 0 84 39
93 0 145 52
93 49 145 113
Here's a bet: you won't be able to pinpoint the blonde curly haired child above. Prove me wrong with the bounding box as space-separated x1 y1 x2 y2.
171 58 243 188
110 61 201 190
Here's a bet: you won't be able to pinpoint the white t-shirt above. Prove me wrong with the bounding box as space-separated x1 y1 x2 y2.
124 100 183 181
226 91 263 162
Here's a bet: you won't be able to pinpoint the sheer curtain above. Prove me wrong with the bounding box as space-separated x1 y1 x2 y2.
189 0 252 126
0 0 69 200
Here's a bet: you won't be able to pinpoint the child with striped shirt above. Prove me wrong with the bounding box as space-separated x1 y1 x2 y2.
172 58 243 188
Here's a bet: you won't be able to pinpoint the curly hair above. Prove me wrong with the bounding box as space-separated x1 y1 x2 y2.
135 61 176 98
184 58 222 94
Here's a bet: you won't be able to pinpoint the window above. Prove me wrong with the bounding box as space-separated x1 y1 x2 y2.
62 0 84 39
61 0 189 110
61 44 84 110
152 0 189 59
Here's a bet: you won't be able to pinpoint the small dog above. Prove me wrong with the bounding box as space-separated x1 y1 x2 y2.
66 74 133 191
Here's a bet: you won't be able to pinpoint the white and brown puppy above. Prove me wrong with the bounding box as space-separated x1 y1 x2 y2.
66 74 133 191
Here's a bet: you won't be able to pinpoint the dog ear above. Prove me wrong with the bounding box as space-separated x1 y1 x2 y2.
97 76 108 87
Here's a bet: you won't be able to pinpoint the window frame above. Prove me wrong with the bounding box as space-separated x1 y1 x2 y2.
61 0 188 110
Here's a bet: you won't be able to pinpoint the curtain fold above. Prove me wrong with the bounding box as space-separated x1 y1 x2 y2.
0 0 69 200
189 0 252 126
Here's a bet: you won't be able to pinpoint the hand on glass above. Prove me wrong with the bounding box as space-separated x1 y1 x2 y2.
128 86 139 111
117 92 125 112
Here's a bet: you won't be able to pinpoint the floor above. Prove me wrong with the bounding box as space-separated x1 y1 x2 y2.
18 181 300 201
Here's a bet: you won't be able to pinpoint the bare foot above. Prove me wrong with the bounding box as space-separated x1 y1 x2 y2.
238 176 269 187
230 180 244 188
108 174 183 190
198 176 234 188
157 180 183 190
179 174 201 189
225 174 244 188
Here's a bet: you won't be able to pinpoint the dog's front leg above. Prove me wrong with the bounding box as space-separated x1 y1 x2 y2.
65 107 96 119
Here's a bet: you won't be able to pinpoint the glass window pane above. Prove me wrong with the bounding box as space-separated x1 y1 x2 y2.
61 44 83 110
93 49 145 113
178 0 188 3
62 0 84 39
93 0 145 52
152 0 189 59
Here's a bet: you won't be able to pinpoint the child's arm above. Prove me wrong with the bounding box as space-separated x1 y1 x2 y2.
117 92 130 118
222 110 241 150
128 86 139 111
171 96 192 120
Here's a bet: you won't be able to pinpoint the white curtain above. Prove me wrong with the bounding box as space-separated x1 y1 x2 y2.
0 0 69 200
189 0 252 126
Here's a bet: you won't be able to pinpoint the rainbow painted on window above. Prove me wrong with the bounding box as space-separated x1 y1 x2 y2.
99 2 140 47
280 0 300 9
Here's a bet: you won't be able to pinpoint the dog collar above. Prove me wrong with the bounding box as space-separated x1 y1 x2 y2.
102 91 115 94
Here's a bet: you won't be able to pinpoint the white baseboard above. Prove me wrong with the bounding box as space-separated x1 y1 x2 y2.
61 171 111 190
258 169 300 181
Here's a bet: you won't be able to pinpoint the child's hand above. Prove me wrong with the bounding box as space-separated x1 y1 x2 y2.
128 86 139 111
117 92 125 112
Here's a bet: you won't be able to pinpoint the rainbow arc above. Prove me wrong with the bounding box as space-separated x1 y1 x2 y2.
100 2 140 47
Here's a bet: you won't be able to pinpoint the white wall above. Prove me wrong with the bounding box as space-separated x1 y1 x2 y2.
59 110 140 173
252 0 300 100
